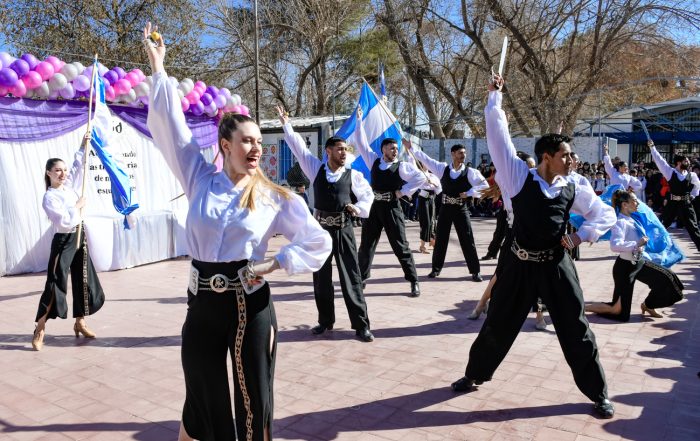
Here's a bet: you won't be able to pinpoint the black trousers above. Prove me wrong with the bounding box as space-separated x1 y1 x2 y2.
566 222 580 260
314 224 370 330
359 200 418 283
35 230 105 322
182 260 277 441
486 209 508 257
662 199 700 250
465 250 607 403
418 195 435 242
432 203 480 274
600 257 684 322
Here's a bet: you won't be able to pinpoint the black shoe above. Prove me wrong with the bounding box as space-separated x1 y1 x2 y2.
593 399 615 419
471 273 483 282
410 281 420 297
451 376 482 392
311 324 333 335
355 328 374 342
428 270 441 278
480 254 496 261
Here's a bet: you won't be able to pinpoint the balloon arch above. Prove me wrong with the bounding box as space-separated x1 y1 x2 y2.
0 52 248 117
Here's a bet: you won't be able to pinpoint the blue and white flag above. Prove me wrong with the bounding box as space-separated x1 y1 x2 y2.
335 82 402 181
88 61 139 228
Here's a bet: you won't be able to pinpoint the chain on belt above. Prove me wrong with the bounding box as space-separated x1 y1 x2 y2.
373 191 395 202
189 266 243 294
314 210 347 227
442 194 465 205
510 238 560 262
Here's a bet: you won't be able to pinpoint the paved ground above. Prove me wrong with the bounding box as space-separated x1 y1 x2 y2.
0 218 698 441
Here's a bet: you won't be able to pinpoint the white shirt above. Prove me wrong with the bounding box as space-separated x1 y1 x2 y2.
42 149 85 233
147 72 331 274
484 91 616 242
610 215 644 262
354 117 427 197
650 147 700 197
281 123 374 217
411 149 489 197
603 155 643 192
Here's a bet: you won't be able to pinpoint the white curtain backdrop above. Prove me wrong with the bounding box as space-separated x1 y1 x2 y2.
0 114 195 275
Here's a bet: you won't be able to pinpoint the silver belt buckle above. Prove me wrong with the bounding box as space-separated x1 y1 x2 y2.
209 274 230 293
516 248 529 261
323 216 337 226
189 266 199 292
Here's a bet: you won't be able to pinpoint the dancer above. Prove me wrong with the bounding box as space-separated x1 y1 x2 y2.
276 106 376 341
452 75 617 419
479 176 507 261
32 136 106 351
648 140 700 251
585 189 683 321
408 143 489 281
354 108 427 297
416 166 441 254
144 25 332 441
603 144 643 193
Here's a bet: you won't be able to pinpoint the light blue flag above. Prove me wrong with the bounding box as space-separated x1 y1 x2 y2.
335 82 402 182
569 184 684 267
88 61 139 228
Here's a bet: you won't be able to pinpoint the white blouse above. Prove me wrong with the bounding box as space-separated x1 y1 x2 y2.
603 155 642 192
610 215 644 262
147 72 331 274
412 149 489 198
42 149 85 233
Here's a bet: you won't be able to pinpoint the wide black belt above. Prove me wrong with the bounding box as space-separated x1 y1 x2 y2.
189 259 246 293
442 194 466 205
314 209 348 228
418 189 435 198
510 238 562 262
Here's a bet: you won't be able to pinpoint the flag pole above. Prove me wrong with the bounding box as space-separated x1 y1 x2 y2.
75 54 99 250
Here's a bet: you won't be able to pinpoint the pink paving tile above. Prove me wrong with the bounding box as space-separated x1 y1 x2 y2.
534 426 579 440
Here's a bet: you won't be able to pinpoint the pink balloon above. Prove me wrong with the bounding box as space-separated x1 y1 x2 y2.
194 80 206 91
132 68 146 81
10 79 27 97
114 78 132 95
230 104 242 114
34 61 55 81
59 83 75 99
239 105 250 116
0 85 7 96
45 56 63 72
22 71 42 89
125 72 140 87
186 90 201 105
105 85 115 101
181 97 190 112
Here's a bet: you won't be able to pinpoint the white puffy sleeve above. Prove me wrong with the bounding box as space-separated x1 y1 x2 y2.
610 219 639 253
350 170 375 218
570 183 616 242
43 192 81 230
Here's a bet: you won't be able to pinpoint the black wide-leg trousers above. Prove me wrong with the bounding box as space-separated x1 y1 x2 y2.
313 224 370 330
432 204 480 274
359 200 418 283
465 250 607 403
418 195 435 242
662 200 700 250
485 209 508 257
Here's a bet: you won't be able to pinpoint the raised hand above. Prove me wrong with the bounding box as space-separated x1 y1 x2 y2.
603 144 609 156
275 105 289 125
142 22 165 74
646 139 654 149
488 72 504 91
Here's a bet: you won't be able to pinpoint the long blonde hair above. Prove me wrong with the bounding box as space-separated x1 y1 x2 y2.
218 113 291 210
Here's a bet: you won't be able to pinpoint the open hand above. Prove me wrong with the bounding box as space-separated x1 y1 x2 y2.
603 144 609 156
275 105 289 125
142 22 165 74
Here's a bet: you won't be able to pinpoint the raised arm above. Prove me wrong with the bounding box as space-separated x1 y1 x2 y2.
410 147 446 177
648 141 674 181
353 108 379 169
484 76 528 198
64 139 86 190
602 146 618 182
277 105 322 182
144 23 211 197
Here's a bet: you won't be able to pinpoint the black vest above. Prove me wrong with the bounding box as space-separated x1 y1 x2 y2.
668 172 693 196
441 165 472 197
511 172 575 250
313 164 353 212
370 158 404 191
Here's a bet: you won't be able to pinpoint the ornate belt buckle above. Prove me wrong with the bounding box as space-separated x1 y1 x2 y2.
516 248 529 261
209 274 229 293
324 216 336 226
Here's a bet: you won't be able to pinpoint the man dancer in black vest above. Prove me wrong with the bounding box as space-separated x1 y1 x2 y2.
354 108 428 297
278 107 376 342
409 144 489 281
451 75 617 419
649 141 700 252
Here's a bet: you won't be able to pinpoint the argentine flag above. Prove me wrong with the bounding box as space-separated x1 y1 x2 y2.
335 82 402 182
88 61 139 228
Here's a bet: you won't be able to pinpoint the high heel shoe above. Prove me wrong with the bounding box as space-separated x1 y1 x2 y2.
74 322 96 338
641 303 662 318
419 245 429 254
468 304 486 320
32 325 45 351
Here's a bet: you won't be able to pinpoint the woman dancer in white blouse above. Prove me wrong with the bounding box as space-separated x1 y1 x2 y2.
32 138 106 351
585 190 683 321
143 24 331 441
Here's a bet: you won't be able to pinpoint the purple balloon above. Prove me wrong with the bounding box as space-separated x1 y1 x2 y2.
59 83 75 99
103 70 119 85
205 86 219 97
200 92 213 106
0 68 19 87
0 52 16 69
73 74 91 92
191 100 204 116
214 94 227 108
10 59 30 77
113 66 126 79
20 53 39 69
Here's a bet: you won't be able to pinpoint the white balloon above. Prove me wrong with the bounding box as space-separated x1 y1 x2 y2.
72 62 85 75
219 87 231 98
59 63 78 81
97 63 108 76
231 94 241 106
177 88 184 99
178 78 193 94
133 81 150 97
48 73 67 91
123 88 137 103
35 81 51 98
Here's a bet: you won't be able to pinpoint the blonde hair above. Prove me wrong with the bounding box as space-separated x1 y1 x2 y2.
218 113 291 210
